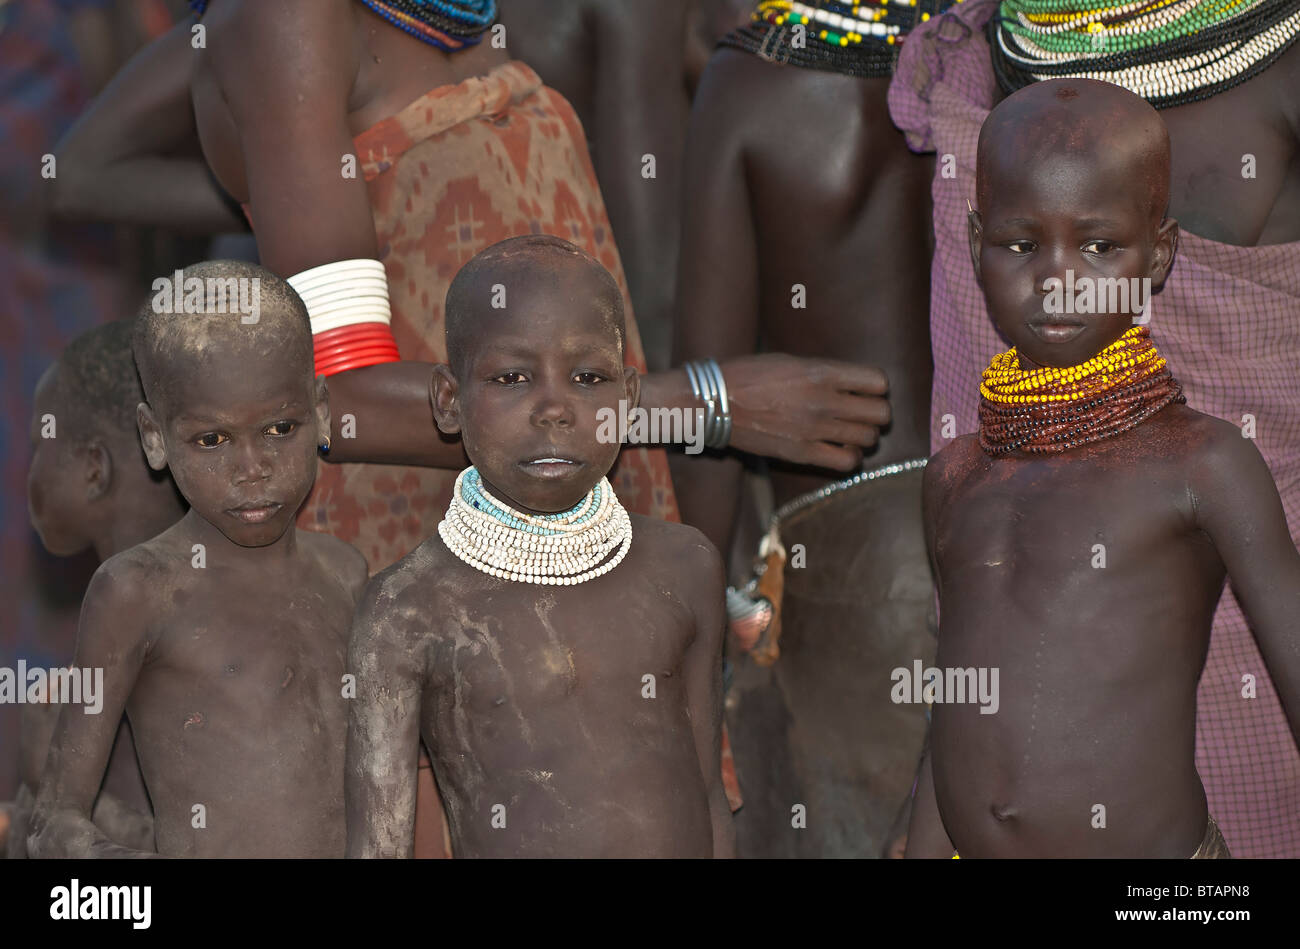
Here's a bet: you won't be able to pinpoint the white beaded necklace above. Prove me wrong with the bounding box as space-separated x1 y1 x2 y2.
438 466 633 585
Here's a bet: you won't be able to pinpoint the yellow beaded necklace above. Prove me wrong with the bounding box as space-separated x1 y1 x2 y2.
981 325 1167 404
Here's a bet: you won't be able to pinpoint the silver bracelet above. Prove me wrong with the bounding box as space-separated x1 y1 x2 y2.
684 359 732 451
704 358 732 449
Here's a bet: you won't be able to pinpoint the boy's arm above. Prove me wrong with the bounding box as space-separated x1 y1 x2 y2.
683 535 737 858
906 453 957 857
904 736 955 857
29 565 156 859
345 576 426 858
1193 427 1300 746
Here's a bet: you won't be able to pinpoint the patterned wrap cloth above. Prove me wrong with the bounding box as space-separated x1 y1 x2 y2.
888 0 1300 857
296 61 680 569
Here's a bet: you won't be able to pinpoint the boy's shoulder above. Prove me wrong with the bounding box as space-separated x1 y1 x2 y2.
1155 402 1269 481
82 529 192 639
296 528 369 596
925 433 986 490
629 512 719 562
356 534 447 618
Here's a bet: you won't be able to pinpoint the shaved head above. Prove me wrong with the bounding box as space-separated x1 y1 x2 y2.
444 235 625 377
133 260 312 413
977 79 1170 224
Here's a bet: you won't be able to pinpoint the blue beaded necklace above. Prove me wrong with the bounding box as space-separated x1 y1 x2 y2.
461 467 604 535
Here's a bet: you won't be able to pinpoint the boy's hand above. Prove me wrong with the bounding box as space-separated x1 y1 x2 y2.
721 354 891 471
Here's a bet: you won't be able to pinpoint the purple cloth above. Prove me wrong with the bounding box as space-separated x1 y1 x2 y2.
889 0 1300 857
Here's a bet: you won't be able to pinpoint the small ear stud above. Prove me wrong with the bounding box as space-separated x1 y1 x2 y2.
319 435 331 455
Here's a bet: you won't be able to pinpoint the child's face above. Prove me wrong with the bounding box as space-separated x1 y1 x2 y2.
970 149 1176 368
434 276 637 515
137 346 328 548
27 366 92 556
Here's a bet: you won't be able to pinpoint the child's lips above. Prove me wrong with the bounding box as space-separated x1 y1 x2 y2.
1028 320 1086 343
520 457 583 479
226 501 283 523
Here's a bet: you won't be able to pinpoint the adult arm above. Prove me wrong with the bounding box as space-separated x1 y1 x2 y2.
345 576 425 858
50 18 242 232
589 0 692 371
28 565 157 859
667 50 761 551
683 532 738 857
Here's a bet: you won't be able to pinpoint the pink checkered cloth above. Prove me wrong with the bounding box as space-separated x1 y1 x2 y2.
889 0 1300 857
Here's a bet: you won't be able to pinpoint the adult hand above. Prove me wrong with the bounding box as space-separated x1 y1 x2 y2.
720 353 891 469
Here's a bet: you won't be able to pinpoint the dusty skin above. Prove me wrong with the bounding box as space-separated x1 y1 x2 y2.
346 238 734 857
29 264 369 858
906 81 1300 858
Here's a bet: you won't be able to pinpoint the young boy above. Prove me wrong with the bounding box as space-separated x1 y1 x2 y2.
346 236 735 858
909 79 1300 858
29 261 368 858
8 319 182 857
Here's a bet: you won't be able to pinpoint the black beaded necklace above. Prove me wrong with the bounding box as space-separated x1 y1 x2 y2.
188 0 497 52
719 0 960 78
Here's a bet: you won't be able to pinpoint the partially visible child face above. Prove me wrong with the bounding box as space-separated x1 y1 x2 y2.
436 266 636 515
972 135 1175 369
27 366 91 556
138 342 327 548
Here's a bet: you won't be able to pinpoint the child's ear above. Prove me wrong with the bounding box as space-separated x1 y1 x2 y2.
967 206 984 285
313 374 332 450
136 402 168 471
83 438 112 502
1150 217 1180 291
431 364 462 435
623 365 640 413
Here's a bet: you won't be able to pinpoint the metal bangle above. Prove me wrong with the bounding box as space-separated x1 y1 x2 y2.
684 360 716 445
704 358 732 449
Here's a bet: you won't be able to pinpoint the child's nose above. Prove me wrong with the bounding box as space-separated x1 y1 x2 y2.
231 441 273 483
1034 245 1070 296
530 387 575 430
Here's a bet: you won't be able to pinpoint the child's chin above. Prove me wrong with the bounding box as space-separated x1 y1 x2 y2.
210 516 294 549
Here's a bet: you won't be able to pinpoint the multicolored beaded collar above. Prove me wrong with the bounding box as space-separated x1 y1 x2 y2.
188 0 497 52
978 325 1185 455
989 0 1300 109
719 0 960 77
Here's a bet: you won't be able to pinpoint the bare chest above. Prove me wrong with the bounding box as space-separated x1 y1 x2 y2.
426 580 696 716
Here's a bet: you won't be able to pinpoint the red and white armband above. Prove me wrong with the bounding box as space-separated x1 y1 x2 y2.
287 259 402 377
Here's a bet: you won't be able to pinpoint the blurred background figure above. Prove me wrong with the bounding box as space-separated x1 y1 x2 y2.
0 0 201 843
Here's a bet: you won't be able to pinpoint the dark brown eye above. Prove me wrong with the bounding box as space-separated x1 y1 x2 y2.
1082 240 1117 255
494 372 527 386
266 421 297 437
196 432 228 449
573 372 605 386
